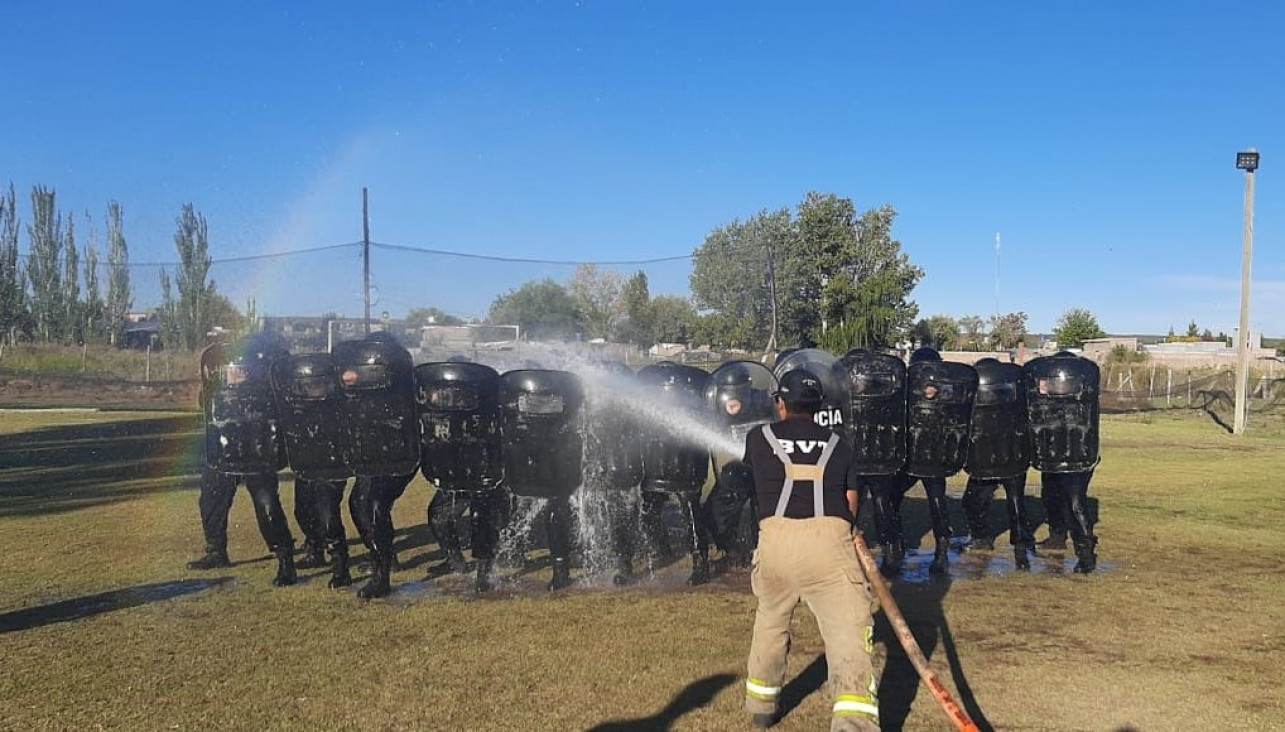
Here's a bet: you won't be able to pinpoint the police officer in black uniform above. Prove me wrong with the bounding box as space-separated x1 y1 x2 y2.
840 347 910 576
703 360 777 567
334 331 421 598
498 368 585 591
892 347 978 575
272 351 357 588
1026 351 1101 573
580 361 646 585
187 334 298 587
961 357 1035 569
416 359 506 593
637 362 713 585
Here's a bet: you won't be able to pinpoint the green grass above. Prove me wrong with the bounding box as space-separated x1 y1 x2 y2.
1 409 1284 730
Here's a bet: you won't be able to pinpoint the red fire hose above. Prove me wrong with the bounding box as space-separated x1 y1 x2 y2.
853 535 981 732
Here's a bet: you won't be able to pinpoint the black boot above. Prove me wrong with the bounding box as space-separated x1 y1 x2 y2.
548 557 572 591
612 557 633 587
272 545 298 587
446 549 469 575
1013 542 1032 571
687 552 711 586
1073 537 1098 574
475 558 493 593
297 540 327 570
879 540 904 577
328 543 353 588
929 540 950 574
187 544 231 570
358 560 391 599
1039 530 1068 550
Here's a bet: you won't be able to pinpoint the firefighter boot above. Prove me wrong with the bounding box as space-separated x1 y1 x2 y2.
929 539 950 574
327 543 353 589
548 557 572 591
358 559 392 599
879 540 905 577
186 544 231 570
296 539 327 570
474 558 494 594
687 552 711 586
1073 537 1098 574
272 545 298 587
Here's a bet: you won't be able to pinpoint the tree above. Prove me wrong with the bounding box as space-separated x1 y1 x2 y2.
105 201 131 347
648 295 697 344
1052 308 1105 349
958 314 986 351
912 314 960 350
1186 319 1199 338
171 204 218 349
205 292 247 336
158 269 180 349
26 185 66 343
614 270 653 348
405 306 464 327
989 311 1028 349
567 264 622 340
62 217 81 342
487 278 582 341
82 218 104 343
689 209 786 349
0 184 27 344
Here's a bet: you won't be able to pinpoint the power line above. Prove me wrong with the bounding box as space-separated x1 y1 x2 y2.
370 241 694 266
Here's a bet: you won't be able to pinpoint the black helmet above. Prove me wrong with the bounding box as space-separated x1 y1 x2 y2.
910 347 942 364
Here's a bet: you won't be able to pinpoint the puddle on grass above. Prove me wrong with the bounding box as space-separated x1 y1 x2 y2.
889 538 1113 584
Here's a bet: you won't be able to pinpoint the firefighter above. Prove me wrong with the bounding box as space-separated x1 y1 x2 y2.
742 369 879 731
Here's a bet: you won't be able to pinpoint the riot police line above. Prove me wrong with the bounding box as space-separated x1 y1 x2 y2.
189 334 1103 599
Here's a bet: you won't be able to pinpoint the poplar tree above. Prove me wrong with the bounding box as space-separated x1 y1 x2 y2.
0 184 27 343
105 201 132 346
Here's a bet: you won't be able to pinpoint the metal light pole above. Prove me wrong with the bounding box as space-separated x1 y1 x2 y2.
1234 150 1259 435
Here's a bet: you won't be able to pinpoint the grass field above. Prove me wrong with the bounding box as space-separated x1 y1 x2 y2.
1 407 1284 731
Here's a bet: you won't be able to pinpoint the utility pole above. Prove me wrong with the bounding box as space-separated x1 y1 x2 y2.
764 239 779 357
994 232 1001 319
362 187 371 335
1234 150 1259 435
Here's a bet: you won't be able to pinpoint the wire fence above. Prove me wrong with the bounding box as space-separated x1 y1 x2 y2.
1100 362 1285 415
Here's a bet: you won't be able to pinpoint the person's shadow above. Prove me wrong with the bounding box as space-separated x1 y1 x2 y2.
586 673 737 731
0 577 233 634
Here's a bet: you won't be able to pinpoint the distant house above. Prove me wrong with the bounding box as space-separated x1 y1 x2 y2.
122 313 162 350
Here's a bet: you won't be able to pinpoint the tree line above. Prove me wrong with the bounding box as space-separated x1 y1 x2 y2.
0 182 241 351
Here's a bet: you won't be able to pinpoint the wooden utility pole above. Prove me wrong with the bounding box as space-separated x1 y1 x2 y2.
362 187 371 335
1234 150 1259 435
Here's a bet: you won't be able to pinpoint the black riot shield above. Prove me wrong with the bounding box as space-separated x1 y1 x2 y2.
773 348 848 432
966 359 1030 479
499 369 585 499
582 363 644 490
332 335 420 477
271 353 351 481
905 360 979 478
415 361 503 492
1024 353 1100 473
202 334 289 475
637 362 713 493
840 349 908 475
705 360 777 487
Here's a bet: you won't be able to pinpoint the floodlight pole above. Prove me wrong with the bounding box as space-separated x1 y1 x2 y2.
1234 150 1258 435
363 187 371 335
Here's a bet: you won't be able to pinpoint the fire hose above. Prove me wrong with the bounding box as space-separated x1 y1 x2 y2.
852 535 981 732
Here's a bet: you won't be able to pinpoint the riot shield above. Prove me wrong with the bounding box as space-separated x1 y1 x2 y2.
333 335 420 477
202 334 289 475
415 361 503 492
1024 354 1100 473
840 349 907 475
582 362 644 491
772 348 848 431
966 359 1030 479
705 360 777 485
905 360 978 478
272 353 351 481
498 369 585 499
637 362 712 493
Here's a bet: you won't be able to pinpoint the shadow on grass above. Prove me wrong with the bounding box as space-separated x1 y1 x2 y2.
586 673 737 731
0 414 205 518
0 577 233 634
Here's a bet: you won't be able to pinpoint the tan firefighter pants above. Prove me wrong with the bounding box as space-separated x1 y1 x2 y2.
745 516 879 732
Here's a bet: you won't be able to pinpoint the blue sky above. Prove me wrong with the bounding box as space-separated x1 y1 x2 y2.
3 1 1283 337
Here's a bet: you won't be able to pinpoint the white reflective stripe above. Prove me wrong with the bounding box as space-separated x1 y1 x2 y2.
833 699 879 718
745 679 781 698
